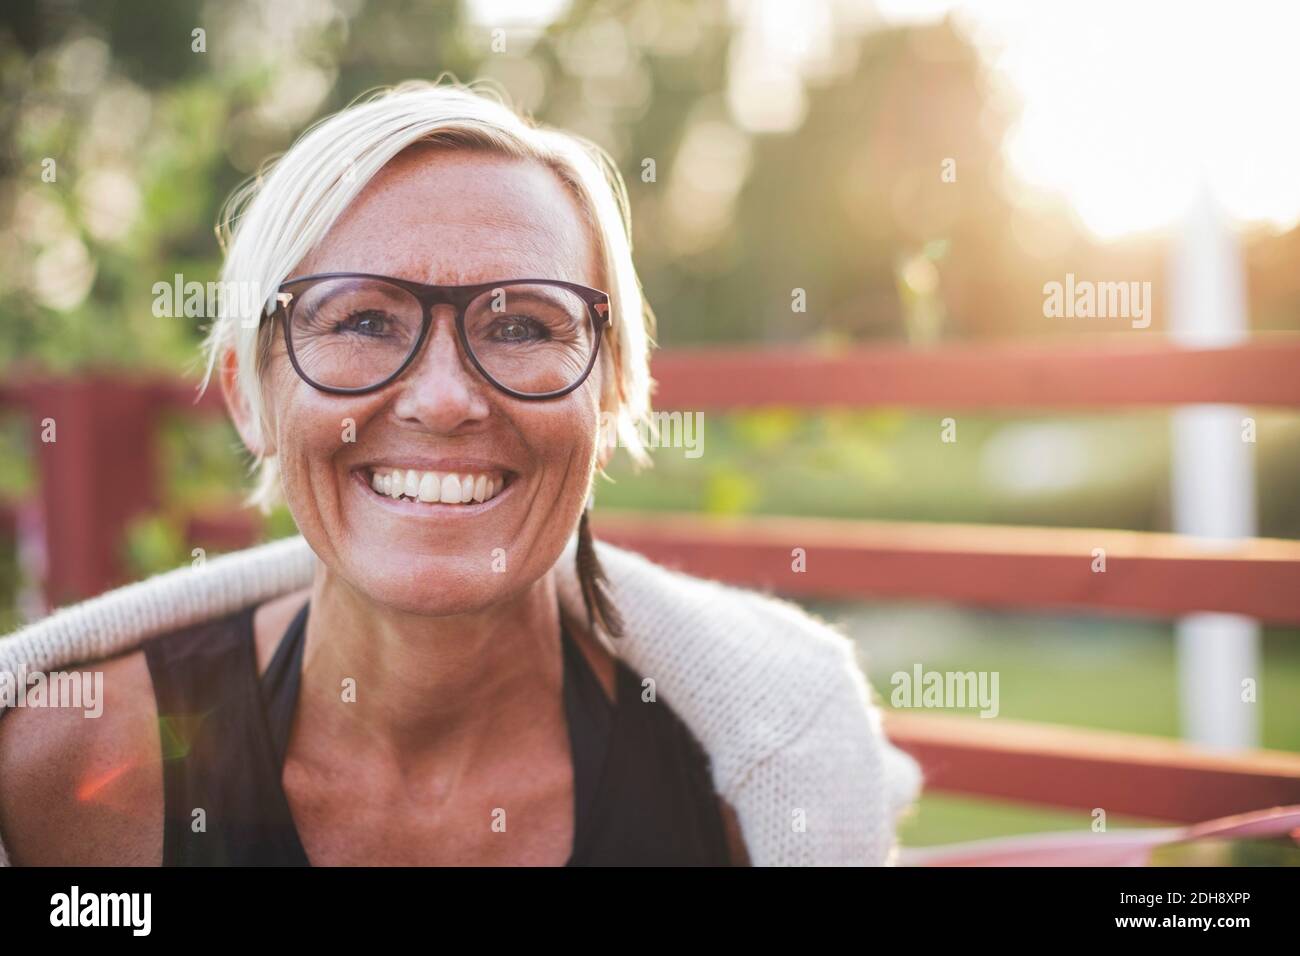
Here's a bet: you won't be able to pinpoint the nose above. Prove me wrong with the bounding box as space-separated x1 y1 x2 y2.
389 306 492 430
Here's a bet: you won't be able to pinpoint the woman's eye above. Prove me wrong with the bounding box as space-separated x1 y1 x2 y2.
495 316 550 342
337 310 391 336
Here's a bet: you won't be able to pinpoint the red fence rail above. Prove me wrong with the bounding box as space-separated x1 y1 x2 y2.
885 713 1300 823
652 339 1300 409
594 511 1300 624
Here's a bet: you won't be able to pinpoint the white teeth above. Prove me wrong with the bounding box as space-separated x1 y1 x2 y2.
418 472 439 503
370 468 507 506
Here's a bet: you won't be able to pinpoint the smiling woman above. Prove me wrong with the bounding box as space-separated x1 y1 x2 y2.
0 79 920 867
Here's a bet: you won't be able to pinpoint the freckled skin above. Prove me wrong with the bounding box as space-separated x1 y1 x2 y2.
265 147 607 618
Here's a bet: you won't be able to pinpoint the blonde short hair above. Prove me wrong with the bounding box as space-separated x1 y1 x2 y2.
204 78 657 511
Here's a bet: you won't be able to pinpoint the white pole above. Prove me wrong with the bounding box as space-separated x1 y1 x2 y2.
1168 185 1259 750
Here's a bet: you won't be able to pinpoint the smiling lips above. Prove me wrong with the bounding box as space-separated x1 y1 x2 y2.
368 467 507 505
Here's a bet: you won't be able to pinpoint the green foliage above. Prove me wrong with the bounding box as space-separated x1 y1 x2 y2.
122 512 189 579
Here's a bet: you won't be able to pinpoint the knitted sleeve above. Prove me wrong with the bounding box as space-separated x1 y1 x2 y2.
723 648 923 865
556 537 923 866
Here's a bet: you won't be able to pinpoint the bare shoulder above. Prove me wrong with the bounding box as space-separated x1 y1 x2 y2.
0 648 163 866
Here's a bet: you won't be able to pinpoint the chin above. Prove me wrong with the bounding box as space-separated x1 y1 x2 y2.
338 550 518 619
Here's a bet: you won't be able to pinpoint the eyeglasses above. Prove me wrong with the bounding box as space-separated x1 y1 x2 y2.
267 272 612 399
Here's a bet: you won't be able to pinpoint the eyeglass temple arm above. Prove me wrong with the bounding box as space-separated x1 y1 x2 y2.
262 292 294 319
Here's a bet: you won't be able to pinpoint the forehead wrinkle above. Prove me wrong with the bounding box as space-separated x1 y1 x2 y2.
427 203 596 283
377 237 584 288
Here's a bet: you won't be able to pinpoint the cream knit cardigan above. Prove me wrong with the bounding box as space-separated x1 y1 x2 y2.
0 532 921 866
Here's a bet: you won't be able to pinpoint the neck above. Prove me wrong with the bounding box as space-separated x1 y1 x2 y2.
297 567 564 759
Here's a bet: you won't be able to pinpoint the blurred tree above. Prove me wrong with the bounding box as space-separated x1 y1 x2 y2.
8 0 1272 375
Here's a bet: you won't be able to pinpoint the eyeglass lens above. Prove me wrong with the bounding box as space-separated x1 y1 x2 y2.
287 277 597 394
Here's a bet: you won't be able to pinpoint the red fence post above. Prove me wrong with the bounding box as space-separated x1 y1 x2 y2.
22 378 164 608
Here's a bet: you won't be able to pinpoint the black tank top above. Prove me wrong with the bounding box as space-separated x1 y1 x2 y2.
142 602 732 866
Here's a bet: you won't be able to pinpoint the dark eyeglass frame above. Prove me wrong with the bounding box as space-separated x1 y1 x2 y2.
267 271 613 400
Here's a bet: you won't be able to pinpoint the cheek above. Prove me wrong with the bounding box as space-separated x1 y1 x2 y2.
535 383 601 475
265 358 379 489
